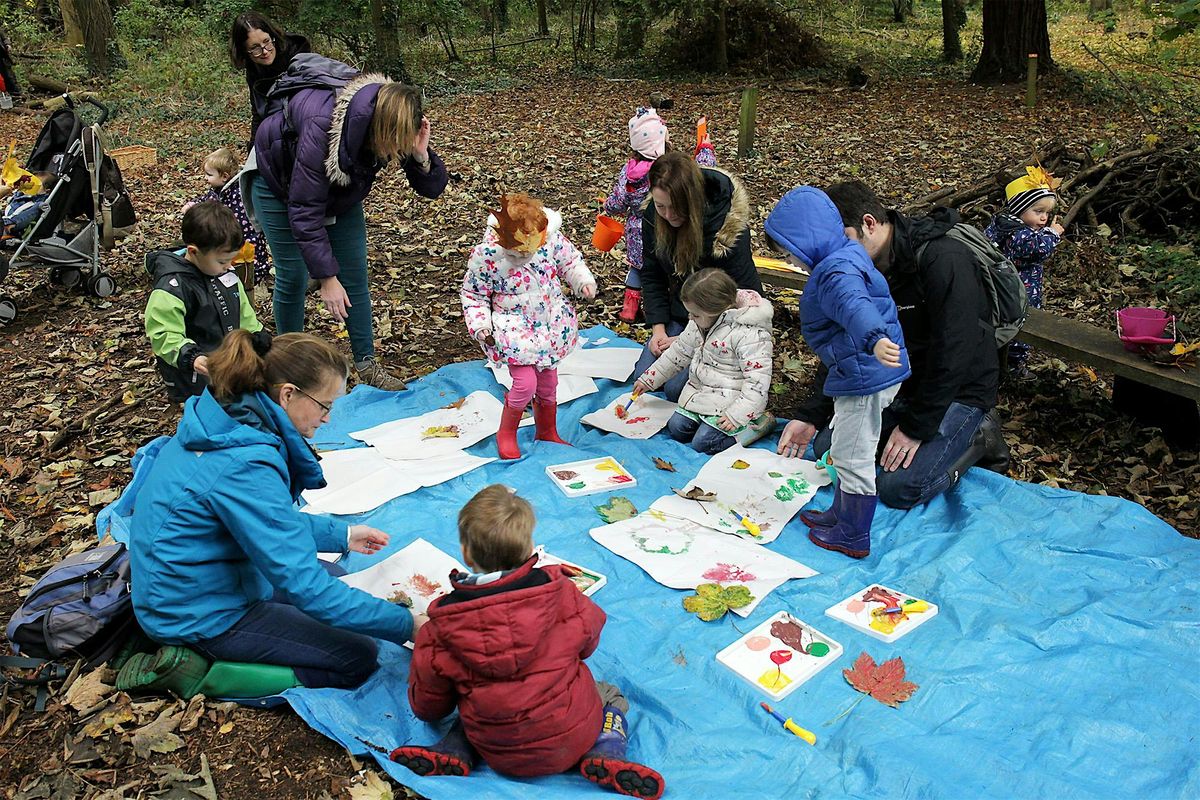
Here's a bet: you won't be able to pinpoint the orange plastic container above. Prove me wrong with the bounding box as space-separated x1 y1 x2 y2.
592 214 625 252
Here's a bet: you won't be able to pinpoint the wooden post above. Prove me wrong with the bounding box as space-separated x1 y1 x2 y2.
738 86 758 159
1025 53 1037 107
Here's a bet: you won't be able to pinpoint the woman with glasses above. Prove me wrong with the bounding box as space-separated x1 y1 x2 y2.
229 12 312 138
118 330 424 700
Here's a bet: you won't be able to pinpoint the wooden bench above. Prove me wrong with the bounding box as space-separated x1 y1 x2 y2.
755 261 1200 407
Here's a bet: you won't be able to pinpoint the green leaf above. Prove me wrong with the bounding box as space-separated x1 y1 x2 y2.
682 583 755 621
595 496 637 524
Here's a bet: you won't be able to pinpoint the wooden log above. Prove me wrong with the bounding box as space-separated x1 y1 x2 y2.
27 74 68 94
737 86 758 159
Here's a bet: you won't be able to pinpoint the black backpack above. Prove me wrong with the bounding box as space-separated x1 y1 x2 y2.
265 54 360 191
918 223 1029 347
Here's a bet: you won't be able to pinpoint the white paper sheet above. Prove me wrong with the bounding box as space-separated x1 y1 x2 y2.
556 346 641 382
649 444 830 544
589 512 816 616
301 448 496 515
351 390 505 459
579 392 677 439
488 364 598 405
339 538 465 615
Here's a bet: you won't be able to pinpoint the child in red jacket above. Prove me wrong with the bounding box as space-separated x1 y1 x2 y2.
393 485 664 800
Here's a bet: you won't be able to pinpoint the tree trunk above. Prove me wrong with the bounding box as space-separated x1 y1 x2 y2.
59 0 119 75
495 0 509 31
536 0 549 36
713 0 728 73
614 0 644 53
892 0 914 23
367 0 409 81
941 0 964 62
971 0 1051 83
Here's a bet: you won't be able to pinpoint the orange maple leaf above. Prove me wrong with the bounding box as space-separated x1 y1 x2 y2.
843 651 919 708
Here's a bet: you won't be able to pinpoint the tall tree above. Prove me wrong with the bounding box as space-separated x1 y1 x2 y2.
368 0 409 81
614 0 644 52
892 0 914 23
536 0 549 36
712 0 728 73
59 0 119 75
971 0 1051 83
942 0 965 62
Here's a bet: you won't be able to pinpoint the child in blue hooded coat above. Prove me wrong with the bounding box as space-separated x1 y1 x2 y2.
765 186 910 558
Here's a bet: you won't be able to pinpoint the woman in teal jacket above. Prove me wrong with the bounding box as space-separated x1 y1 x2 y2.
118 330 418 699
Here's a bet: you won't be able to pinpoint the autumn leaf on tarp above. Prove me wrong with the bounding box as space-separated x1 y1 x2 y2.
441 397 467 410
672 486 717 502
682 583 754 621
421 424 460 439
595 496 637 524
731 459 750 470
843 652 919 708
652 457 676 472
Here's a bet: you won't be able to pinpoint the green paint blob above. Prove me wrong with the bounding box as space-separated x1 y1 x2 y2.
569 481 587 489
775 485 795 502
768 471 783 478
807 642 830 657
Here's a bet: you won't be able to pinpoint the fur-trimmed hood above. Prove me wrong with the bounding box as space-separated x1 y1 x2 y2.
325 72 392 187
702 166 751 259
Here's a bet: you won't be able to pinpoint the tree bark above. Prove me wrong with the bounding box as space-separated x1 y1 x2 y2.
59 0 119 75
367 0 410 81
892 0 914 23
713 0 728 73
971 0 1052 83
942 0 964 62
614 0 644 53
536 0 549 36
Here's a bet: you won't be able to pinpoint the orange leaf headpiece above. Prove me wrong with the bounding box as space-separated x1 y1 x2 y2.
491 193 548 255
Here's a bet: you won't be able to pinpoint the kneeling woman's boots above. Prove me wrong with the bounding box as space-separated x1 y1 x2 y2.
117 645 300 699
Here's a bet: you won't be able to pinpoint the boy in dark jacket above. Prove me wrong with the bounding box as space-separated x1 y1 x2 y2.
144 202 263 402
766 187 910 558
395 485 664 800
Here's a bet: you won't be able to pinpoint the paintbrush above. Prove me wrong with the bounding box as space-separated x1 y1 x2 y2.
614 390 642 419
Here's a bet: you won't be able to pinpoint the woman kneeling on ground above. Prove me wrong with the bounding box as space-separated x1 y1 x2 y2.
118 330 422 699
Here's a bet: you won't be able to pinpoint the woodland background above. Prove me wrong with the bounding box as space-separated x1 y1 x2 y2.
0 1 1197 798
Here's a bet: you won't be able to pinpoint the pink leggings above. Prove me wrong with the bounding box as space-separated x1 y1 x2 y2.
507 365 558 409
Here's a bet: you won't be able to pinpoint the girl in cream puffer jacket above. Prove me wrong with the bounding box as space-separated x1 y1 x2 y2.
636 269 774 454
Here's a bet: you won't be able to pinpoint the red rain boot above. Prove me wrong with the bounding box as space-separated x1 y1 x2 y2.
618 288 641 322
498 398 524 460
534 398 569 445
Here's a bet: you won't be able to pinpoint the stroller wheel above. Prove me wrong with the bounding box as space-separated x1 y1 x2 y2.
50 266 82 290
87 274 117 298
0 297 16 328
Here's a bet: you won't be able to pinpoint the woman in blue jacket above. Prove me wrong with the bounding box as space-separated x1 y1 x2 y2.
252 74 449 391
118 330 420 699
765 187 910 559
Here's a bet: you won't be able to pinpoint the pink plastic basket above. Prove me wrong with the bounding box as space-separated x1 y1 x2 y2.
1116 307 1175 352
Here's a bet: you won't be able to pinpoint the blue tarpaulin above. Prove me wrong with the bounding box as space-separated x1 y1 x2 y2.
104 327 1200 799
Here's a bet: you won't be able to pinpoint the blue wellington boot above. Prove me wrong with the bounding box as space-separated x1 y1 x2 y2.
799 487 844 530
808 492 876 559
578 706 664 799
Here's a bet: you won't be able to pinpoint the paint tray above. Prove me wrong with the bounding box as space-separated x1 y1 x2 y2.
716 611 843 701
545 456 637 498
534 547 607 596
825 584 939 643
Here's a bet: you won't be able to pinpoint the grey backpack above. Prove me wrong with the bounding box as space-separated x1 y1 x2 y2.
918 223 1029 347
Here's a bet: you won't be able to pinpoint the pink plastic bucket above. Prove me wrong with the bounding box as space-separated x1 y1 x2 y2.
1116 307 1175 352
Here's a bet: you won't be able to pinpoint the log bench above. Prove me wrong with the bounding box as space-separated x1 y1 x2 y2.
755 259 1200 443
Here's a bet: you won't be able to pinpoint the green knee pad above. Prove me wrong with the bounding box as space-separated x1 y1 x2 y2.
116 645 299 699
197 661 301 699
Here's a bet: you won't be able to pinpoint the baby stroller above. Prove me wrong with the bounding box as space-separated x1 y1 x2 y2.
0 94 136 327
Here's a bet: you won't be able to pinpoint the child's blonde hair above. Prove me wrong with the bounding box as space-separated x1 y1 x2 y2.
204 148 239 179
680 268 738 316
458 484 535 573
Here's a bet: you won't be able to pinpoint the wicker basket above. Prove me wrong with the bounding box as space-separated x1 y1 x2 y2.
109 145 158 171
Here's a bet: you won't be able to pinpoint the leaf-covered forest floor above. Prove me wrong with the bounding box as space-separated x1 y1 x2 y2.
2 33 1198 800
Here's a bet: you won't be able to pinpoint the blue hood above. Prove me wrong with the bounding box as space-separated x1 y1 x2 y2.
764 186 851 269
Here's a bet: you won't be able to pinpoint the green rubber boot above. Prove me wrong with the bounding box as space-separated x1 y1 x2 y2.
116 646 300 699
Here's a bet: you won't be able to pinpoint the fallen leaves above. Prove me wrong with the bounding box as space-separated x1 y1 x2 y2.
64 668 115 712
131 707 184 759
682 583 754 621
652 457 676 472
595 495 637 524
843 652 919 708
347 770 395 800
672 486 717 502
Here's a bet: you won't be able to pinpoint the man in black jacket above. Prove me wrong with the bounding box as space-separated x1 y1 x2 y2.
777 181 1008 509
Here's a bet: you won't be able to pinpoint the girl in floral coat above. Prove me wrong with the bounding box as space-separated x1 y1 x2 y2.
462 193 597 459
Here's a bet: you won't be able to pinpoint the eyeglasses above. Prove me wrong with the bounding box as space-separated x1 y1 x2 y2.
295 387 333 416
247 40 274 57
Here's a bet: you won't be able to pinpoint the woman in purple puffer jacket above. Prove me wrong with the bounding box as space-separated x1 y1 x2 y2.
250 74 449 390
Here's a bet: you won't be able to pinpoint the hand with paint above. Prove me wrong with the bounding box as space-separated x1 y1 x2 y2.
348 525 390 555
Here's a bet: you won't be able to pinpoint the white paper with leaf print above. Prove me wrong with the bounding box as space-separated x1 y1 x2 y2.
488 364 598 405
339 538 464 615
649 444 830 544
350 390 507 459
579 392 677 439
589 512 817 617
301 448 495 515
556 345 642 382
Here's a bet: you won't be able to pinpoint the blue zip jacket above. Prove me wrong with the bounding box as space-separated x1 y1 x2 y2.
128 390 414 646
765 186 911 397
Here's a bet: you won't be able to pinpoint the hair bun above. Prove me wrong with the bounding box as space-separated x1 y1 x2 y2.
251 331 273 356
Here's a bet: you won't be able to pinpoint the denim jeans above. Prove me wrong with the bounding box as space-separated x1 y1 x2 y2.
633 320 687 402
667 412 736 455
812 400 986 509
193 599 379 690
250 175 376 362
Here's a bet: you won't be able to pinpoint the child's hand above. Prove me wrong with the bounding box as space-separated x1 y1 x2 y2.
193 355 210 377
181 201 195 213
476 329 495 347
580 283 597 301
648 330 676 356
348 524 390 555
411 611 429 637
873 337 902 368
633 376 654 397
716 414 738 432
1049 216 1065 236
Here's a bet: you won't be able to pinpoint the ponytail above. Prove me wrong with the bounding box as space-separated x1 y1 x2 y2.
208 331 349 402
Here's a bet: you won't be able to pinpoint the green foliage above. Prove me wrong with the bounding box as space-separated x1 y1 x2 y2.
1159 0 1200 40
682 583 754 621
1135 242 1200 305
595 496 638 524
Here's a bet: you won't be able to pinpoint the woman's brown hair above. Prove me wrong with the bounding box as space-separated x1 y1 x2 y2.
680 268 738 316
370 84 423 162
228 12 287 71
207 331 349 403
649 151 705 278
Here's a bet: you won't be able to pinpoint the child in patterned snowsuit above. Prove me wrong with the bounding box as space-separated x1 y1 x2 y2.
985 168 1065 375
603 108 716 322
184 148 271 287
461 193 597 459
